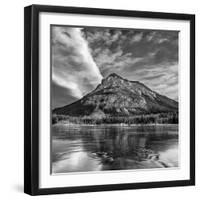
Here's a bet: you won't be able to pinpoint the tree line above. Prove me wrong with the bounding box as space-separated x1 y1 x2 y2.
52 112 178 125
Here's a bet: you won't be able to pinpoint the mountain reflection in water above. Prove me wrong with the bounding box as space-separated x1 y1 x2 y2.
52 125 178 173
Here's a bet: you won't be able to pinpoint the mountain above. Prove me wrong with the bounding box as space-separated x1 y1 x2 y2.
53 73 178 117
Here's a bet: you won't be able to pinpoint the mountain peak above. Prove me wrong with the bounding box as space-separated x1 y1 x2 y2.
100 73 125 87
107 73 122 78
105 73 126 82
105 73 137 83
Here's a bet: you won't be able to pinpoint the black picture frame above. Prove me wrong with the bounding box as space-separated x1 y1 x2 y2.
24 4 195 196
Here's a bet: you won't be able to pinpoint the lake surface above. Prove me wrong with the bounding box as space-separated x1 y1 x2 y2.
52 124 178 174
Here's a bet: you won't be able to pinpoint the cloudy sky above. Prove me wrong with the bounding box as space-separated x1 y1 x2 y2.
51 26 179 109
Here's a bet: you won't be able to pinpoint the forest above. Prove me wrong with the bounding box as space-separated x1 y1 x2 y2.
52 112 178 125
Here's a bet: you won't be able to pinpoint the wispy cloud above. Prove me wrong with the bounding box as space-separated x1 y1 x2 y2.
130 32 143 43
52 26 103 100
131 63 179 100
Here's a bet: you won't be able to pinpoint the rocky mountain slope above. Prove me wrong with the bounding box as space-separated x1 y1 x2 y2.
53 73 178 117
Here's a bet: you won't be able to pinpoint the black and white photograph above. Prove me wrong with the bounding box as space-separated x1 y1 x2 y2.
51 26 179 174
23 4 195 195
